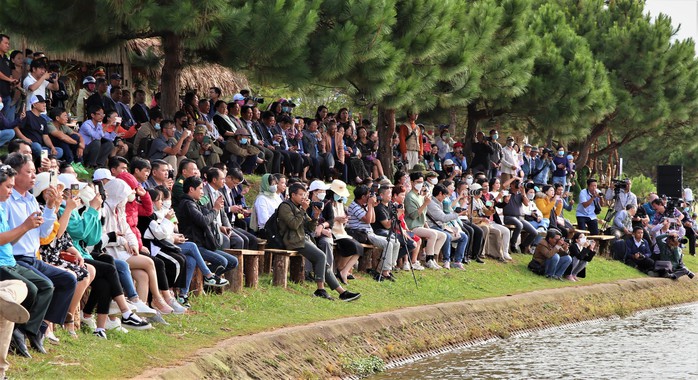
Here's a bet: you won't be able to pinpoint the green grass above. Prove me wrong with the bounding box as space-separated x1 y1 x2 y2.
13 252 691 379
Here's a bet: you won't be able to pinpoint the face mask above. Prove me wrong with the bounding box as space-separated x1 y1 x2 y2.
527 193 534 200
0 103 4 112
579 237 587 245
163 200 172 209
429 178 438 185
465 177 473 185
268 185 278 194
414 183 424 192
558 150 565 156
282 106 290 113
316 192 326 201
154 123 161 130
127 193 136 202
240 138 248 145
493 134 499 140
443 134 450 140
508 141 514 147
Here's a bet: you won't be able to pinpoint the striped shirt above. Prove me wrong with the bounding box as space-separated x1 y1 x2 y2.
347 201 372 232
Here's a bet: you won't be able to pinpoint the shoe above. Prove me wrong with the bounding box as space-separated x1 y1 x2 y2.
442 261 450 269
168 298 187 315
339 291 361 302
108 300 136 317
153 298 174 315
147 311 170 326
27 330 46 354
10 328 31 358
385 273 396 282
313 289 334 301
564 275 576 281
474 257 485 264
105 317 128 333
92 330 108 339
346 274 355 280
689 272 695 280
121 313 153 330
80 311 97 330
0 291 30 323
130 299 157 318
72 162 89 175
335 271 347 285
452 262 465 270
46 330 60 344
203 275 229 287
425 260 441 270
177 296 191 309
402 261 411 271
509 246 520 254
411 261 425 270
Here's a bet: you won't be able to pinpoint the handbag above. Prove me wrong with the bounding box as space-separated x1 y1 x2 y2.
590 190 601 215
528 259 545 275
654 260 673 275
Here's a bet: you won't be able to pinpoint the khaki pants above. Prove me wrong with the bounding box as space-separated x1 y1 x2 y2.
405 151 419 171
0 279 29 379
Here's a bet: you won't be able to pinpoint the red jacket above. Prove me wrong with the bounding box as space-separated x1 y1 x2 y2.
117 172 153 249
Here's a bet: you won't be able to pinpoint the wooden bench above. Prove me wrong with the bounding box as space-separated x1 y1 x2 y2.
226 249 265 289
223 249 245 292
190 268 205 296
357 243 379 272
264 248 302 288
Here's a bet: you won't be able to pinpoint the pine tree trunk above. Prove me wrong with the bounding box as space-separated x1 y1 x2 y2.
576 121 608 169
377 106 396 176
464 102 479 160
161 33 183 119
449 107 458 137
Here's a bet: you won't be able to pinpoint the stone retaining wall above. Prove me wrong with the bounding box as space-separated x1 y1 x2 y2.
137 278 698 379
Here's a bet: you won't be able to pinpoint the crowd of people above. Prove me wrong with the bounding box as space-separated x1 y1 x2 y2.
0 36 695 379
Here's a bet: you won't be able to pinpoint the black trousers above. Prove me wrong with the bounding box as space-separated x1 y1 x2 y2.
84 257 125 315
462 221 485 259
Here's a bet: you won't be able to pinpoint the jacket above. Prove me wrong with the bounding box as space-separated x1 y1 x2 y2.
176 194 219 249
225 138 260 158
278 200 316 250
398 122 423 156
533 239 567 265
102 179 139 255
118 172 153 250
64 206 102 259
426 199 459 229
322 131 345 163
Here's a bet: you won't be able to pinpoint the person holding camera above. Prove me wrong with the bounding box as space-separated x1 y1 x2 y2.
427 184 469 269
404 172 447 269
611 204 636 240
278 183 360 301
656 233 695 280
625 226 655 274
532 148 555 185
531 229 572 279
567 232 596 281
472 182 511 261
22 60 58 113
604 179 638 213
148 119 193 174
347 185 400 280
502 177 537 254
576 178 601 235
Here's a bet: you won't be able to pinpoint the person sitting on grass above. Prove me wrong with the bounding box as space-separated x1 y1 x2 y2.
624 226 655 274
656 233 695 280
277 182 360 301
531 229 572 280
566 232 597 282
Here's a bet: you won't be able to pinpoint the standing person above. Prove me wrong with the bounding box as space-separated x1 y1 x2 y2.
4 153 76 354
403 172 447 269
487 129 502 179
576 178 601 235
398 111 423 171
23 60 59 113
531 229 572 280
500 137 519 183
0 34 18 121
551 146 568 186
277 182 360 301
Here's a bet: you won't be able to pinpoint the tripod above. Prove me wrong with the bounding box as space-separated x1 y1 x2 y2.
378 203 418 288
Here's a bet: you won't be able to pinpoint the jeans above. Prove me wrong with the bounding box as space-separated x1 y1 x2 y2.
2 95 15 122
31 143 63 160
552 176 567 186
178 241 213 296
112 258 138 299
545 254 572 278
576 216 599 235
503 215 537 250
434 227 468 263
15 256 76 326
198 247 238 276
0 129 15 148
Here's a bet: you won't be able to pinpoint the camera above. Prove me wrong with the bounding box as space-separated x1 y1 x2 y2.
666 197 682 215
468 188 482 196
244 96 264 104
311 201 324 209
454 207 464 213
542 148 553 156
612 178 629 194
168 169 175 179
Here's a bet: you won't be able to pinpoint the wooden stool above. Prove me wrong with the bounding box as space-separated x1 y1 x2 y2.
190 268 205 296
265 248 299 288
223 249 244 292
228 249 265 288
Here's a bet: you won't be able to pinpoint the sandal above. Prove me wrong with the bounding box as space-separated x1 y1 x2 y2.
63 314 78 338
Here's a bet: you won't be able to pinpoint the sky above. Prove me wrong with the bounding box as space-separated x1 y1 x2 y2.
645 0 698 43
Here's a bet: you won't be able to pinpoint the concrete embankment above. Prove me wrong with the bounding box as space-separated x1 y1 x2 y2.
137 278 698 379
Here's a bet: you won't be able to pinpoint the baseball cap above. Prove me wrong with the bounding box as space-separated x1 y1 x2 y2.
58 174 87 191
443 159 454 166
110 73 122 80
194 125 207 135
93 168 115 182
308 180 330 192
29 95 46 105
233 94 245 102
453 142 464 149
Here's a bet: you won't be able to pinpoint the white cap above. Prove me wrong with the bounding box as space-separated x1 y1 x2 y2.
308 180 330 192
233 94 245 101
33 172 51 196
93 168 115 182
58 174 87 191
78 185 97 205
443 159 454 166
469 183 482 192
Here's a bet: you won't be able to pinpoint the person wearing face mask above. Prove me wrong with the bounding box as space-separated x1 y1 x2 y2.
566 232 597 281
425 171 439 190
487 129 503 179
252 174 283 232
133 108 163 159
500 136 519 183
404 171 448 269
223 127 263 174
435 127 453 160
551 145 568 186
426 184 469 269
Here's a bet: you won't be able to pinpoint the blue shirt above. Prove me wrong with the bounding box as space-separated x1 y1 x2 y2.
576 189 597 219
0 203 15 266
444 152 467 172
6 189 57 258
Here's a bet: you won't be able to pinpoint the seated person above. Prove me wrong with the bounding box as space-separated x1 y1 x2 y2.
143 159 171 190
656 233 695 280
426 184 469 269
78 105 114 168
47 107 83 164
625 226 655 274
531 229 572 280
611 204 636 240
277 182 360 301
148 119 193 173
133 108 163 157
224 128 262 174
403 172 447 269
252 173 283 233
187 125 223 169
15 95 63 160
566 232 597 281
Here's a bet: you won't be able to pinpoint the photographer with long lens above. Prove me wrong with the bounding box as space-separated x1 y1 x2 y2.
656 232 695 280
604 178 638 213
502 177 537 254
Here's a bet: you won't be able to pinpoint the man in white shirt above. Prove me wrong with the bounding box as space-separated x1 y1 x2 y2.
23 60 58 114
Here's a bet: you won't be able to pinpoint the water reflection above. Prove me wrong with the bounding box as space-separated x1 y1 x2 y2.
370 304 698 380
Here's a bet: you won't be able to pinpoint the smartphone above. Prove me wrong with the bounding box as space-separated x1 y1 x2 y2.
168 169 175 179
49 170 58 188
71 184 80 198
203 136 211 144
114 116 122 124
41 149 49 161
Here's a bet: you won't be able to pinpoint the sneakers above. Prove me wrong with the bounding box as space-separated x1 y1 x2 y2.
130 299 157 318
80 311 97 330
425 260 441 270
451 262 465 270
203 275 229 287
168 298 187 315
177 296 191 309
339 291 361 302
148 312 170 326
442 261 451 269
401 261 411 271
71 162 90 176
121 313 153 330
313 289 335 301
93 329 107 339
108 300 137 317
105 317 129 333
411 261 425 271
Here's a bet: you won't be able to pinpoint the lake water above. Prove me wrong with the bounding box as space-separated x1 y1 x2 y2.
369 303 698 380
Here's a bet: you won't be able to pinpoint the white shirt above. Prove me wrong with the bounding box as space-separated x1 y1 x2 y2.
23 73 48 112
254 193 282 229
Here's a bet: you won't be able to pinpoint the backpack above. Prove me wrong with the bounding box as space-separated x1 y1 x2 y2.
138 137 154 159
263 201 288 249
